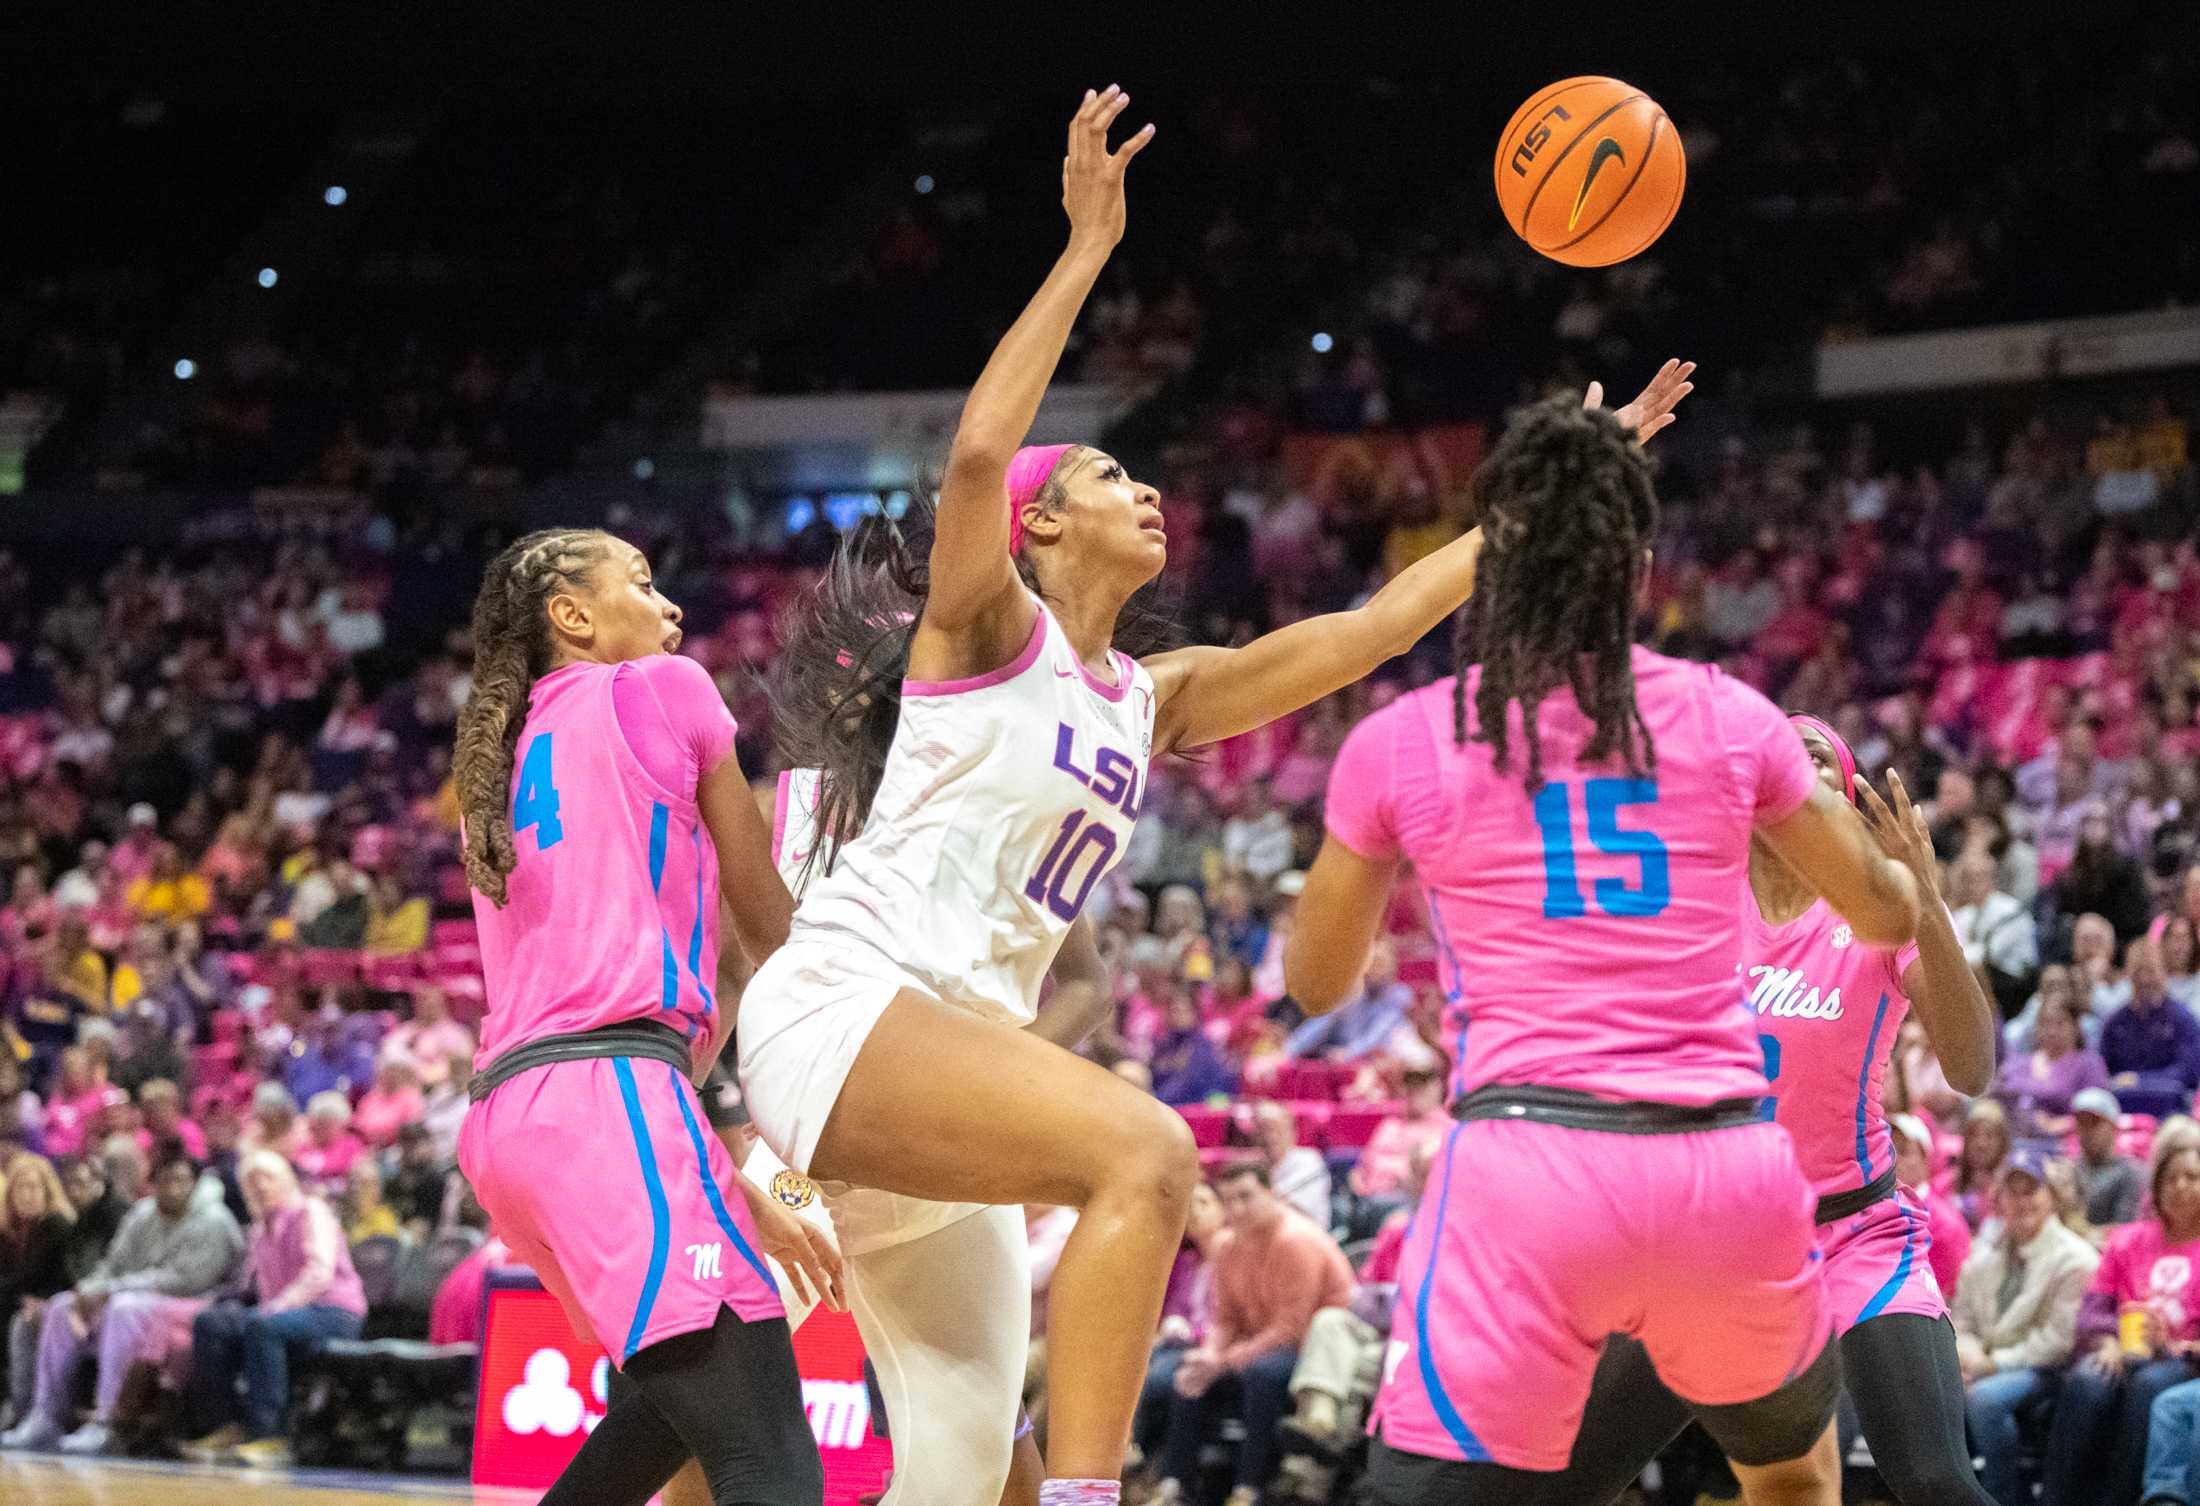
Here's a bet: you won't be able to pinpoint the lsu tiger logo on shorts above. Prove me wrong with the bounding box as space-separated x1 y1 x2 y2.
770 1169 818 1209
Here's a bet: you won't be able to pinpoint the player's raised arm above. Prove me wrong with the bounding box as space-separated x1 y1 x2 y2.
1861 772 1997 1096
1145 361 1693 755
919 88 1153 646
1757 781 1921 949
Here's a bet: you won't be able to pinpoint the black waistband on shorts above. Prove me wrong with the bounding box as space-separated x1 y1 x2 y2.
469 1020 693 1103
1451 1083 1766 1135
1813 1167 1897 1226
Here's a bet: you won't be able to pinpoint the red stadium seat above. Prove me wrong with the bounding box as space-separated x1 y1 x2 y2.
431 919 478 950
1231 1099 1330 1146
302 949 364 987
190 1041 239 1085
1324 1104 1394 1149
364 955 428 992
1175 1105 1230 1148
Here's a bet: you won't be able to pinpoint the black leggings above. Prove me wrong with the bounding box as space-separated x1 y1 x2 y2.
1421 1314 1991 1506
538 1309 824 1506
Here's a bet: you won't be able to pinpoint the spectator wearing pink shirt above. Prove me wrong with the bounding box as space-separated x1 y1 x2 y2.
427 1234 511 1346
289 1093 365 1197
1346 1065 1449 1222
2040 1143 2200 1505
180 1152 366 1466
380 987 474 1087
1892 1113 1970 1303
351 1056 424 1149
135 1080 206 1162
38 1047 123 1161
105 806 162 886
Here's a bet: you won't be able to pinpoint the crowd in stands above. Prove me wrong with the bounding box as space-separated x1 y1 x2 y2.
0 29 2197 1506
1 374 2199 1499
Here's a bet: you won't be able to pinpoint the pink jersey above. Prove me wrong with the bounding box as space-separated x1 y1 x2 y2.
1744 897 1922 1201
1324 647 1817 1106
472 655 736 1071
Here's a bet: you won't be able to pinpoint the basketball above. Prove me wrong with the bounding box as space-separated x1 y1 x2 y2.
1494 76 1685 267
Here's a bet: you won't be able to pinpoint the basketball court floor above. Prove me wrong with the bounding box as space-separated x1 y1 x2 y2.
2 1454 509 1504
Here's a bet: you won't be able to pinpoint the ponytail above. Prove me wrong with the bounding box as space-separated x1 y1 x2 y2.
453 529 612 905
770 488 1182 876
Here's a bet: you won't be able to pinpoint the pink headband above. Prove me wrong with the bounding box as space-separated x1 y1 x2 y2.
1004 444 1076 555
1789 714 1856 801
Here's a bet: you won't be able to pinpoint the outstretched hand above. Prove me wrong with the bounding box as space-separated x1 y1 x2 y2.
1063 85 1155 252
1858 769 1942 905
1585 358 1697 446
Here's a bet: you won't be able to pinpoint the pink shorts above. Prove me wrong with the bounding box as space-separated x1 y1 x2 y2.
459 1055 783 1366
1374 1117 1831 1471
1818 1187 1945 1332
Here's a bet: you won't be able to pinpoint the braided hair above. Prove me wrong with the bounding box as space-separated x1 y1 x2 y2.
1453 395 1659 790
453 528 614 905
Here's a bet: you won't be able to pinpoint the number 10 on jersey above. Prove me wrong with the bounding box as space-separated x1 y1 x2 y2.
1024 811 1118 923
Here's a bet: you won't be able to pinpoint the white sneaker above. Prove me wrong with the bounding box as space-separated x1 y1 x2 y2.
1 1413 61 1450
59 1421 115 1455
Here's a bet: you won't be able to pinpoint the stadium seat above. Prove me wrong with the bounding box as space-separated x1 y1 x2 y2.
189 1041 238 1084
293 1228 484 1469
301 949 364 987
1176 1104 1230 1148
430 919 478 950
1324 1104 1394 1150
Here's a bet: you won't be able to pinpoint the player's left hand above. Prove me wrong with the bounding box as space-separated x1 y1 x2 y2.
1586 358 1696 446
750 1188 847 1313
1859 770 1940 902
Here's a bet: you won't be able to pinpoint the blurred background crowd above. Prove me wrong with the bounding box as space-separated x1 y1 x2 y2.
2 9 2199 1504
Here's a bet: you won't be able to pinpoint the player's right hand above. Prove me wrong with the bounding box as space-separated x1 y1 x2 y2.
751 1189 848 1313
1063 85 1154 252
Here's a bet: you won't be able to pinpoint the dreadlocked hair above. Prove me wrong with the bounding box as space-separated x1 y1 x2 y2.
453 528 614 905
770 478 1181 882
1453 394 1659 792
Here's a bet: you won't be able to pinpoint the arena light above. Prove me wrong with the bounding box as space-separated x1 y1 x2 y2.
257 267 279 289
1311 332 1334 353
913 174 935 195
632 457 656 481
323 185 348 206
173 359 197 380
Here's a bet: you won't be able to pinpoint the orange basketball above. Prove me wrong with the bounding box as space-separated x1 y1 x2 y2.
1494 76 1685 267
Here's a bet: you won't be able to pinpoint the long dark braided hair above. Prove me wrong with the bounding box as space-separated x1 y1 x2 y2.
1454 395 1659 790
453 528 615 905
770 473 1179 878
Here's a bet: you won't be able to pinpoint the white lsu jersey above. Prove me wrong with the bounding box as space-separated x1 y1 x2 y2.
784 598 1155 1025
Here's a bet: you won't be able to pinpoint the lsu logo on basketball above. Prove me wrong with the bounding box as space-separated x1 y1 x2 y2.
1742 963 1845 1021
1508 102 1572 176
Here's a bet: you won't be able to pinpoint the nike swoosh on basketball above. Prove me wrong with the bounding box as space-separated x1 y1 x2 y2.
1567 138 1627 231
